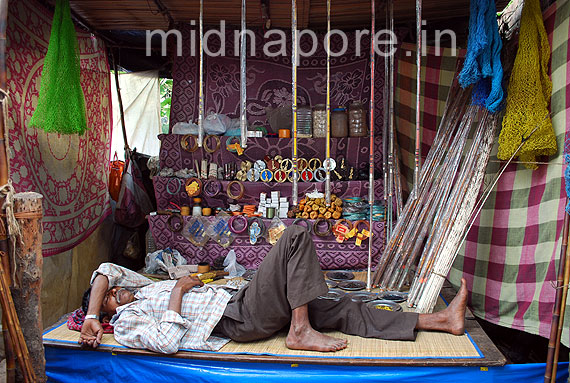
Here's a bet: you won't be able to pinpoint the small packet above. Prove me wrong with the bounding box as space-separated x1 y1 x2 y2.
182 217 210 247
266 217 286 245
206 211 235 248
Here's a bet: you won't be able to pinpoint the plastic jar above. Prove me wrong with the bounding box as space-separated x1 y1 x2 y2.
348 102 368 137
312 104 327 138
296 105 312 137
331 107 348 138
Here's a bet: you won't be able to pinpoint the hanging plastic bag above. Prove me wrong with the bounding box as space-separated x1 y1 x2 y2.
144 248 186 274
109 152 125 202
115 154 154 228
223 249 246 278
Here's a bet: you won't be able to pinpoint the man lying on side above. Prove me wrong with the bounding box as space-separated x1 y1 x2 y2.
80 226 468 354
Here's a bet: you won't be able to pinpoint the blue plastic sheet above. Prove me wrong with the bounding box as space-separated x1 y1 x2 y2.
46 346 570 383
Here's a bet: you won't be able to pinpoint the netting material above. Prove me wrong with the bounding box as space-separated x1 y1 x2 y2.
458 0 504 113
29 0 87 135
497 0 555 169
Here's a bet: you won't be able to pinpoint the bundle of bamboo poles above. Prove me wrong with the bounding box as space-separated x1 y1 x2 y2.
373 82 472 290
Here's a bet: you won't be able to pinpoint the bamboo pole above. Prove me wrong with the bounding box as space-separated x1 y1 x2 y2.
411 0 422 200
551 230 570 383
11 192 45 382
545 207 570 383
111 51 129 153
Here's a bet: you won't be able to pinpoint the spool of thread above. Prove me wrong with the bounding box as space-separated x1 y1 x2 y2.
202 207 212 216
266 207 275 219
278 129 291 138
180 206 191 216
192 205 202 216
198 262 210 273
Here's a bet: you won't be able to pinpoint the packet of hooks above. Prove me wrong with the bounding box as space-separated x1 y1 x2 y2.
266 217 286 245
206 211 235 248
182 217 210 247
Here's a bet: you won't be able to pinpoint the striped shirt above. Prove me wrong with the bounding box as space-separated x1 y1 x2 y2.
92 263 232 354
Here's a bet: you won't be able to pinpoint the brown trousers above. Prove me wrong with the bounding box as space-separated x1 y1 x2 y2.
214 225 418 342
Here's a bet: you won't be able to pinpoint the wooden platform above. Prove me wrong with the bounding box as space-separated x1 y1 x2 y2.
43 278 505 368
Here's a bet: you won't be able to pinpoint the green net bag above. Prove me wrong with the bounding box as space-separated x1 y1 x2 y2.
29 0 87 135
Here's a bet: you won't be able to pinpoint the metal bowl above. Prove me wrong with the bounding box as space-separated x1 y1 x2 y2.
379 291 408 303
337 280 367 291
317 288 346 301
347 291 377 303
326 271 355 281
366 299 403 312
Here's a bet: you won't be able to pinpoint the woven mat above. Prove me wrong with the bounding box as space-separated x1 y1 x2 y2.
44 272 480 359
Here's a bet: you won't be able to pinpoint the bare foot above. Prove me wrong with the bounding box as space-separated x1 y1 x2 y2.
416 278 468 335
441 278 468 335
286 323 348 352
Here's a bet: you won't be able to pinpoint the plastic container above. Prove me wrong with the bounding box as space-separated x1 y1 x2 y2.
331 107 348 138
348 102 368 137
296 105 312 137
312 104 327 138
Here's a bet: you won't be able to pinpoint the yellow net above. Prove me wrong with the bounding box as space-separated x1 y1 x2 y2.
497 0 555 169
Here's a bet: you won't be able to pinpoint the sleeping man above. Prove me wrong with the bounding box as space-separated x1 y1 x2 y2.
79 226 468 354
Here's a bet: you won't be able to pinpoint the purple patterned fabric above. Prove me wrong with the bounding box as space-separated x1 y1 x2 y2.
149 215 384 270
170 25 385 144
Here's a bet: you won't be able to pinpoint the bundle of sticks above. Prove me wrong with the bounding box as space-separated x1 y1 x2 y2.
373 81 499 313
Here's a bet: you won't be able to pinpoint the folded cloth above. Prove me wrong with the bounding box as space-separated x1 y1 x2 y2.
66 308 114 333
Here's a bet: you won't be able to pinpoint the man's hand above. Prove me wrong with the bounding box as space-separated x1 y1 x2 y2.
174 275 204 293
79 318 103 348
168 276 204 313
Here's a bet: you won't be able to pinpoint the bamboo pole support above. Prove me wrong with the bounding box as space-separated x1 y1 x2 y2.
10 192 45 382
551 239 570 382
545 207 570 383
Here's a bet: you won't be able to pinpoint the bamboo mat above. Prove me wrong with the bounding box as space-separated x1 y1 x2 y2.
43 272 481 359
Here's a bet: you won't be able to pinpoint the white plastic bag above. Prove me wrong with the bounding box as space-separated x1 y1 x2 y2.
203 113 232 135
172 121 199 135
144 248 187 274
223 249 246 278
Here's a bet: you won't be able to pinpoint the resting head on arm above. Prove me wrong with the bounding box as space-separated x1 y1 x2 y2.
79 274 136 348
168 275 204 314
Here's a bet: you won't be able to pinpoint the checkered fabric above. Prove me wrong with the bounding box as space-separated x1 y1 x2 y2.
393 43 465 186
393 2 570 346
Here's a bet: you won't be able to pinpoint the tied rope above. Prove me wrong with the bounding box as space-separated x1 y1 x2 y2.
0 181 22 287
458 0 504 113
497 0 555 169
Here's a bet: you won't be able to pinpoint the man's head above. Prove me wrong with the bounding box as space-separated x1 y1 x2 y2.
101 287 136 315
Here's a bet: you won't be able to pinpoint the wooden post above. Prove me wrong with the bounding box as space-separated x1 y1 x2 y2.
11 192 45 382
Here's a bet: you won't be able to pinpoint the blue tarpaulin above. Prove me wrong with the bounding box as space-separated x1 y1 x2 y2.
45 346 569 383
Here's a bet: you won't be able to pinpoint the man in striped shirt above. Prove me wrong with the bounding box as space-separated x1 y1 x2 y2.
80 226 468 354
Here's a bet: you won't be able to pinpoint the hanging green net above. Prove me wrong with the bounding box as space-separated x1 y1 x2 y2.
29 0 87 135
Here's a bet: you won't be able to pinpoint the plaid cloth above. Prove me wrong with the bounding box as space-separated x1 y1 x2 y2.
95 263 232 353
392 3 570 346
396 7 570 346
394 43 466 186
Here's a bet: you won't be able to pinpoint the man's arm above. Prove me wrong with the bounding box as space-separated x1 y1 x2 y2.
78 274 109 348
168 275 204 314
113 276 204 354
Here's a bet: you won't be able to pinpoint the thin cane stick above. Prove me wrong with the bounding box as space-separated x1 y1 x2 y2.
239 0 247 149
291 0 299 206
325 0 332 206
367 0 376 291
412 0 422 200
197 0 204 147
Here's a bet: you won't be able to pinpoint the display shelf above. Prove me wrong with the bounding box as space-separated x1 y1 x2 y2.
153 176 384 209
158 134 384 175
148 214 385 270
